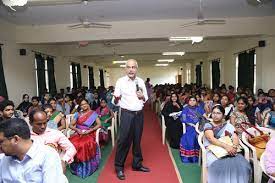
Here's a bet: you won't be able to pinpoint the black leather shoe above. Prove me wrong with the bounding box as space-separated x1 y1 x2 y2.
132 166 150 172
116 170 125 180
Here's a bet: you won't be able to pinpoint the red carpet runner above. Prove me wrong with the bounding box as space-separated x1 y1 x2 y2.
98 105 179 183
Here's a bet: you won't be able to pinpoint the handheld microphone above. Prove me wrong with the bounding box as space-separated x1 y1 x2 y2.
135 79 139 91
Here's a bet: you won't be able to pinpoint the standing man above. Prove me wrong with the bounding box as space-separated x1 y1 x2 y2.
114 59 149 180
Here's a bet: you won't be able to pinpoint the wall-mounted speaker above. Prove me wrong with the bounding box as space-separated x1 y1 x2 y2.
258 40 266 47
19 49 26 56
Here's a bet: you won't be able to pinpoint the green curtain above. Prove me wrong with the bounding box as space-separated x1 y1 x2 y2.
76 63 82 88
71 63 77 89
99 69 104 87
212 59 220 89
36 54 46 97
195 64 202 86
238 50 255 91
0 46 8 99
47 57 57 96
88 66 95 89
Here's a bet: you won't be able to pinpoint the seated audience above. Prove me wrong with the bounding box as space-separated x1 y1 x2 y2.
0 118 65 182
265 136 275 177
263 102 275 128
91 92 100 110
247 95 261 126
16 94 32 117
161 92 183 149
220 95 234 121
180 96 205 163
28 96 41 115
29 110 76 173
230 96 250 138
56 94 71 115
204 105 251 183
0 100 15 121
69 99 101 178
43 102 66 131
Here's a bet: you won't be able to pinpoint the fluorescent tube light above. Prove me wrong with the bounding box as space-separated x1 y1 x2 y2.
157 59 174 63
155 63 169 66
120 65 126 68
113 60 127 64
162 52 185 56
169 36 203 44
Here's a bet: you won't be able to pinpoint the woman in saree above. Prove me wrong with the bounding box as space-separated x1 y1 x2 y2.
48 98 66 131
230 96 250 138
69 99 101 178
96 98 114 143
180 96 206 163
161 92 183 149
204 105 251 183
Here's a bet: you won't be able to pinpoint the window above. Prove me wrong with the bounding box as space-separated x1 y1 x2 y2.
211 59 220 89
186 64 191 84
70 63 81 89
236 50 256 93
35 57 49 96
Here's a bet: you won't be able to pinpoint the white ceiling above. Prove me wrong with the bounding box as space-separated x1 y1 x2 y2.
0 0 274 25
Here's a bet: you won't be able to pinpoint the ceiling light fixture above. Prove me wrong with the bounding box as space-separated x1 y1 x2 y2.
162 52 185 56
157 59 175 63
155 64 169 67
113 60 127 64
2 0 28 11
120 65 126 68
169 36 203 44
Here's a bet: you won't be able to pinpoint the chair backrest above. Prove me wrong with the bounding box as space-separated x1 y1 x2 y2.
66 114 74 128
245 127 275 138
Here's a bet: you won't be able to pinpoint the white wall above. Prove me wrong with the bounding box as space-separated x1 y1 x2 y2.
206 36 275 91
107 66 180 86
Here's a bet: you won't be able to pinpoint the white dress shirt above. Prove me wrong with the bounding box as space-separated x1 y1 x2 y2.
0 141 65 183
114 76 148 111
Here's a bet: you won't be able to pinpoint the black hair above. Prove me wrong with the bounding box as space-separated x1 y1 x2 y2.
0 100 15 111
79 98 89 105
237 96 248 106
55 93 63 100
48 97 56 103
42 104 53 111
29 110 47 125
22 94 29 100
188 95 198 102
247 95 256 103
31 96 40 101
212 105 225 115
0 118 30 139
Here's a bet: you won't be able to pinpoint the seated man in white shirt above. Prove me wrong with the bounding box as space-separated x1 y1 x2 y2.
0 118 65 183
29 110 76 173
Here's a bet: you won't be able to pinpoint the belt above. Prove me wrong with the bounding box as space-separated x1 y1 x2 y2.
121 108 142 114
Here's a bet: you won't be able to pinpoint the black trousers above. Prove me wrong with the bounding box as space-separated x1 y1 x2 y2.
114 109 144 171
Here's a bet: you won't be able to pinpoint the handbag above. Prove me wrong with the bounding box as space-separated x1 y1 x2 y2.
241 122 270 159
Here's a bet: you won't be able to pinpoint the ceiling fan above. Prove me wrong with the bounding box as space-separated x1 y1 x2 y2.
68 17 112 29
246 0 273 6
26 0 115 6
102 41 121 47
181 0 226 28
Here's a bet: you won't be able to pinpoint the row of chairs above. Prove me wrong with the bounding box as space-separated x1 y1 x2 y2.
157 106 275 183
